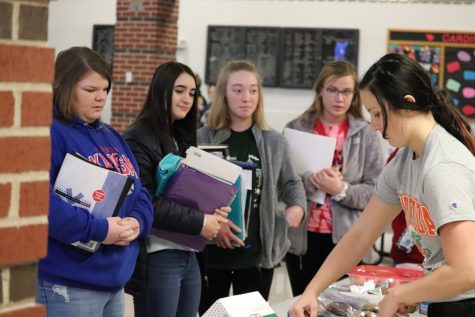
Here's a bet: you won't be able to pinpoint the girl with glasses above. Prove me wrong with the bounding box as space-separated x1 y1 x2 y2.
285 60 385 297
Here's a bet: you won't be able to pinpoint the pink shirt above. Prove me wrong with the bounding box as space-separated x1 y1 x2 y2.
307 118 349 234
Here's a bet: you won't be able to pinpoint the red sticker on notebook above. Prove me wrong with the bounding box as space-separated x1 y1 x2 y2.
93 189 105 202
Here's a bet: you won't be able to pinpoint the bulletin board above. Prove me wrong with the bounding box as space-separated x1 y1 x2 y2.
388 29 475 120
205 25 359 89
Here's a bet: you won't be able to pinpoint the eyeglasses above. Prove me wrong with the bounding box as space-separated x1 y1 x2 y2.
324 87 355 98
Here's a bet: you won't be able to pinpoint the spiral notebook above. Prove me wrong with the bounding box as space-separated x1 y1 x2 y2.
53 152 133 252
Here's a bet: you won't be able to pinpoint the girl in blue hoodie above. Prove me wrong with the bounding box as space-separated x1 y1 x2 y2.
36 47 153 317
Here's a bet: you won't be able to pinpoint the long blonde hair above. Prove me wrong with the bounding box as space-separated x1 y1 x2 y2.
207 60 270 130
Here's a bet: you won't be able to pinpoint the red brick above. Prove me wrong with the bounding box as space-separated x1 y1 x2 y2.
112 0 179 132
0 305 45 317
19 181 49 217
0 137 50 173
0 183 11 218
19 5 48 41
21 92 52 127
0 224 47 266
9 263 37 302
0 91 14 127
0 45 54 83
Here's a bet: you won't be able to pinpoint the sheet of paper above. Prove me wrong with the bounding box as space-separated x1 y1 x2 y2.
283 128 336 204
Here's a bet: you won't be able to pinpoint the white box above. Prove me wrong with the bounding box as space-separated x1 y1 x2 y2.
203 291 277 317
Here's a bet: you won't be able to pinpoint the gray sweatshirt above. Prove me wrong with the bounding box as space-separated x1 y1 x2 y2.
198 124 307 268
286 112 385 255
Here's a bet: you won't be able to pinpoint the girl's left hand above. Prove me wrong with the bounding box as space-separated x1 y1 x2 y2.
284 205 305 228
315 168 344 196
214 220 245 249
114 217 140 246
214 206 231 218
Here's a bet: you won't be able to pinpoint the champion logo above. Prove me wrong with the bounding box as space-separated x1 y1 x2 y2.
450 202 460 209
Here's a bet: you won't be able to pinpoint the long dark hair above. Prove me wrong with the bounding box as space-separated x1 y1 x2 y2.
53 47 112 121
130 61 197 153
360 53 474 154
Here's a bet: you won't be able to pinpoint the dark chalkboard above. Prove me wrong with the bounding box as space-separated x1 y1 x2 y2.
279 28 359 88
244 28 281 86
205 26 246 85
205 25 359 89
205 26 280 86
279 28 321 88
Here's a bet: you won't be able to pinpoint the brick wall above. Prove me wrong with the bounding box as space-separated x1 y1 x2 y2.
111 0 179 131
0 0 52 316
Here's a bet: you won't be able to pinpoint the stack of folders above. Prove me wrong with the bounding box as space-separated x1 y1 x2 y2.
152 146 242 251
228 161 256 242
53 152 133 252
197 144 230 159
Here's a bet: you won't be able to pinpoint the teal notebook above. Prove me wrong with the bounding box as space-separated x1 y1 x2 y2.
229 175 245 240
228 161 256 243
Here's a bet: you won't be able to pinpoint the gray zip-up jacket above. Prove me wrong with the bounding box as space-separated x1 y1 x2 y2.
286 112 384 255
198 124 307 269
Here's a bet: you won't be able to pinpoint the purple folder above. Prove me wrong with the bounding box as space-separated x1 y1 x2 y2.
152 164 238 251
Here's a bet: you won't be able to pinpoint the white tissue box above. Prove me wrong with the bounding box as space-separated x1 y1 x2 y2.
203 291 277 317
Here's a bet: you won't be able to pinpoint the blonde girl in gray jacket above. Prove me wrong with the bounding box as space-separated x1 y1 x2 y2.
285 61 385 296
197 60 306 314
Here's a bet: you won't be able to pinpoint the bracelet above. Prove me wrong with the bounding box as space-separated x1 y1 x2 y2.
332 182 348 202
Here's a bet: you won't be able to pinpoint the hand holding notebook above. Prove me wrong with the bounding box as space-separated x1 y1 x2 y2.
153 147 241 251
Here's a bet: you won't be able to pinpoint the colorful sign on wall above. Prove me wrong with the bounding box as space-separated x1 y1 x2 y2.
388 29 475 120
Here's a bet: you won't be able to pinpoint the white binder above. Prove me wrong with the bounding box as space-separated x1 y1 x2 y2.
182 146 242 184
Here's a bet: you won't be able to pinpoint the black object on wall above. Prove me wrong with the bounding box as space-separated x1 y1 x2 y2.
92 25 115 67
205 25 359 89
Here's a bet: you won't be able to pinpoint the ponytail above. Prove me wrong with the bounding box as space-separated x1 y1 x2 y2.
433 90 475 155
360 53 474 155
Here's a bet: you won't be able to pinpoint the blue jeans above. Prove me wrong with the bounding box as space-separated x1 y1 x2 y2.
134 249 201 317
36 280 124 317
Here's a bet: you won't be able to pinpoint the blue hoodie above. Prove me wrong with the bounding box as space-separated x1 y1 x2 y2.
38 117 153 291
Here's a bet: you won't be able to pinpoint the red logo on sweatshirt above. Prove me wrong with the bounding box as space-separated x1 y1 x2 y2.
93 189 105 202
400 194 436 236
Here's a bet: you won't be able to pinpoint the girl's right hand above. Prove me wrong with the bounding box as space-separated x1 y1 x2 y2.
200 214 227 240
288 291 318 317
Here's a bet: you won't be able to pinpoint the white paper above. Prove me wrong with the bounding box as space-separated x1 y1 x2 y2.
183 146 242 184
283 128 336 204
